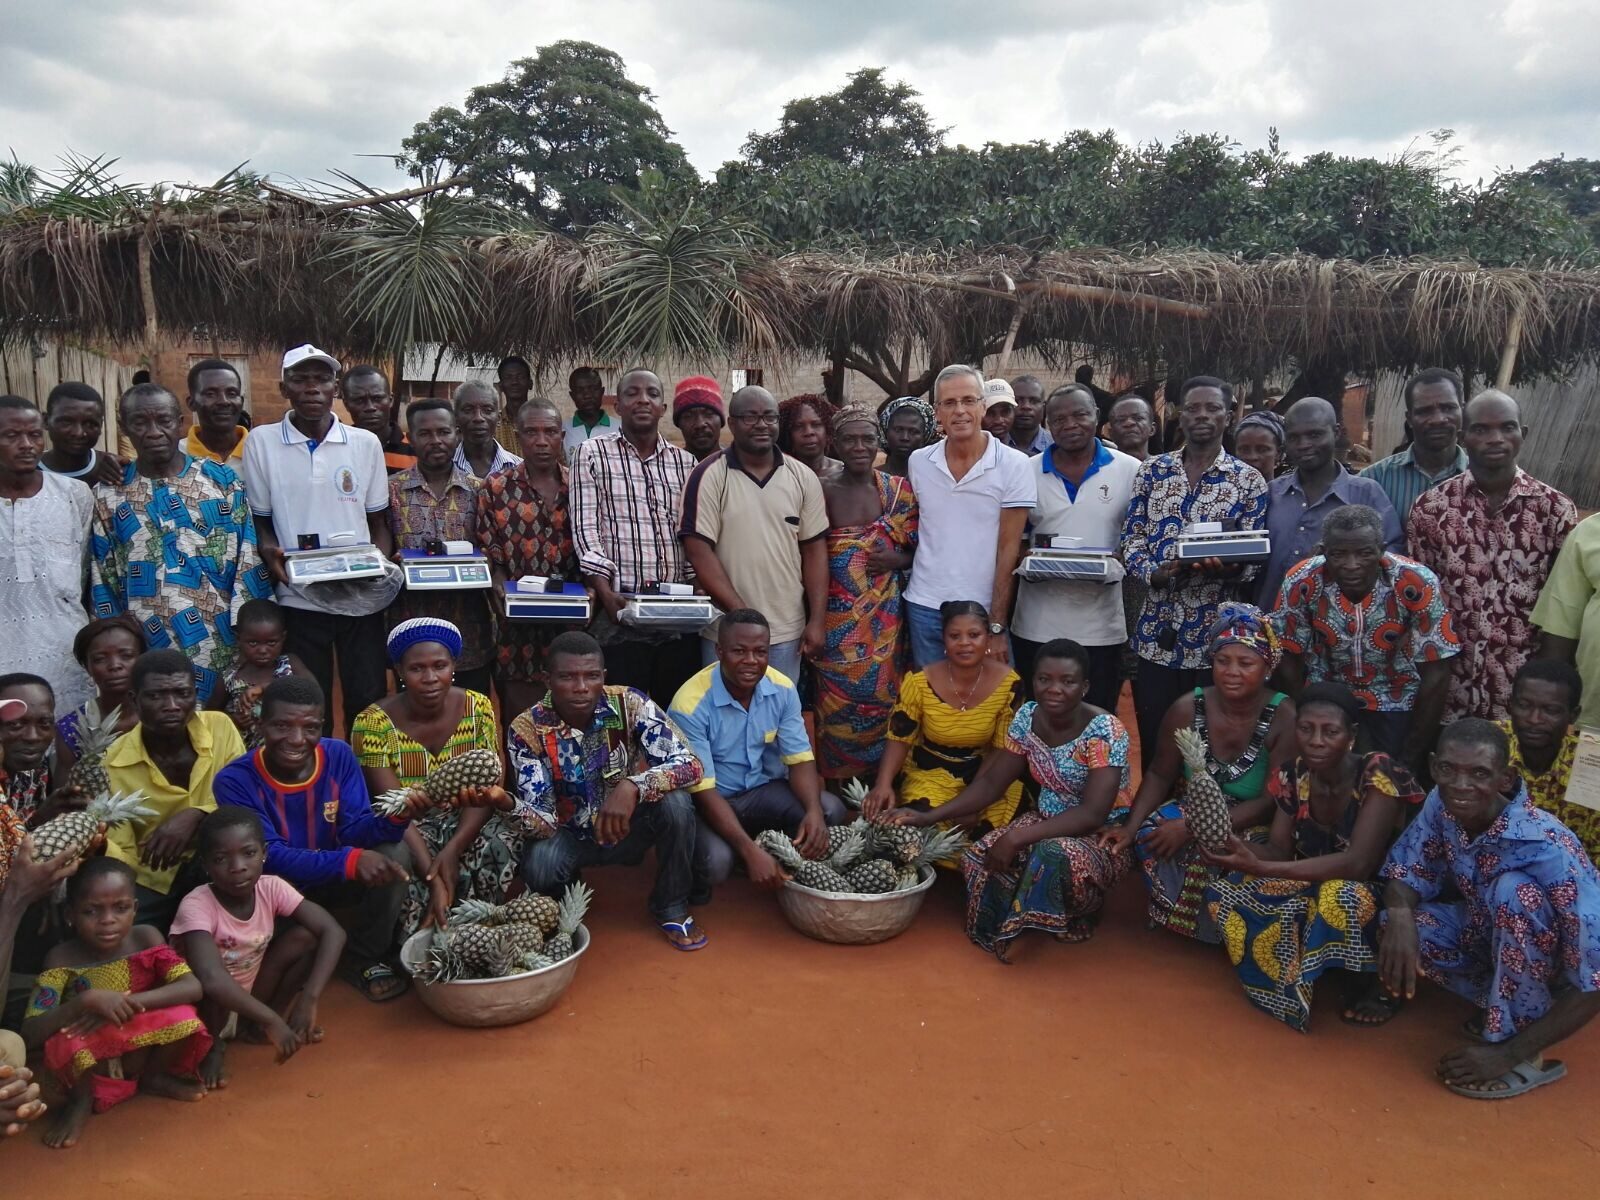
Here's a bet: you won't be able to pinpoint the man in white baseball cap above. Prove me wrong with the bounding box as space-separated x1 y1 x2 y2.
241 344 393 733
981 378 1016 441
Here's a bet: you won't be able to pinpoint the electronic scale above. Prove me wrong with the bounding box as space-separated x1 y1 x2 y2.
1174 521 1272 564
1018 535 1117 582
284 544 388 585
400 547 493 591
503 577 592 622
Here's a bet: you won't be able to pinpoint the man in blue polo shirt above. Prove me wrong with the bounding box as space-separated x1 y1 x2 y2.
669 609 846 898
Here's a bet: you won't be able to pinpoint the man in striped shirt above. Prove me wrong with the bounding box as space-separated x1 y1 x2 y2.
1360 367 1467 524
571 369 700 706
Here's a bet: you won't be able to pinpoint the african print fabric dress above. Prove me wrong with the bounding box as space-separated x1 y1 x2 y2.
964 706 1133 954
352 690 521 934
887 670 1025 830
475 463 576 685
814 472 917 778
1136 688 1285 943
27 943 210 1111
1204 753 1421 1030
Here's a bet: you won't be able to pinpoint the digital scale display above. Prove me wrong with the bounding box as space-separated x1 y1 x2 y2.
401 551 493 591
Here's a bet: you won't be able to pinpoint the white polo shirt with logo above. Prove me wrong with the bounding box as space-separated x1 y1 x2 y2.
1012 442 1142 646
905 433 1036 612
240 414 388 610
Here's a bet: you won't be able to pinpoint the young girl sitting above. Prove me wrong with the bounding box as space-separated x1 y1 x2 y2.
23 858 210 1149
170 806 345 1089
209 600 308 747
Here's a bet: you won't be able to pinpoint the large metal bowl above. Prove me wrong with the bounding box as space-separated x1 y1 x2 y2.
399 925 589 1027
776 866 936 945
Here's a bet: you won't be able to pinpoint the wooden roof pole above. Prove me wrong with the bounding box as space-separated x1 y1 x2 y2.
1495 299 1527 388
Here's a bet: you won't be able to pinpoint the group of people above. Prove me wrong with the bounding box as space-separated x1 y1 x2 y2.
1 349 1598 1149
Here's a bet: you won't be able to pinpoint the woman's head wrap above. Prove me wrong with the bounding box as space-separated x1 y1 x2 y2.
386 617 463 665
1207 602 1281 671
832 405 879 439
878 396 936 449
1236 409 1286 447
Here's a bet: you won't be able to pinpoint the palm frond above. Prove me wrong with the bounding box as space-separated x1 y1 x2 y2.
319 170 506 362
585 197 788 360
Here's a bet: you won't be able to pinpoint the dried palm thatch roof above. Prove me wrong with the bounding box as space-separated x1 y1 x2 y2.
2 172 1598 385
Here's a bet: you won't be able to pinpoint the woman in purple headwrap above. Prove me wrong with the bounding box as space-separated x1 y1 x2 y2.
350 618 521 933
1102 603 1297 943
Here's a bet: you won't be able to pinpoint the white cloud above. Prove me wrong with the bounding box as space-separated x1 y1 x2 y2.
0 0 1592 193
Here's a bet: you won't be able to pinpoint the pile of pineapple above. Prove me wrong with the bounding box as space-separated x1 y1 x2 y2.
415 883 592 983
756 819 968 895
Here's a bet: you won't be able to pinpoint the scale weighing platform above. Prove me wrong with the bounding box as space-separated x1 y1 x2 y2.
1175 523 1272 564
618 594 719 630
504 580 591 623
284 545 388 585
401 549 493 591
1018 537 1116 582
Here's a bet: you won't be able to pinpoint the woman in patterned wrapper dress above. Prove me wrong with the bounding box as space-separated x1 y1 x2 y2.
351 619 521 936
887 640 1135 959
813 407 918 782
1202 682 1422 1031
1103 603 1296 942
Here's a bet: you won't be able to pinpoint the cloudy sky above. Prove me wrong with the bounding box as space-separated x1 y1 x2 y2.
2 0 1595 192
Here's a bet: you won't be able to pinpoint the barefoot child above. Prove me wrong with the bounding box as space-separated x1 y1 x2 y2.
23 858 209 1149
171 806 344 1089
208 600 308 747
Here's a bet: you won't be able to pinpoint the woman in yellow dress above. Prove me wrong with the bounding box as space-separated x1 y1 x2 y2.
862 601 1024 833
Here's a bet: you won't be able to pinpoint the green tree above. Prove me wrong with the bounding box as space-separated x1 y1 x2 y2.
399 41 696 231
1499 156 1600 237
739 67 947 170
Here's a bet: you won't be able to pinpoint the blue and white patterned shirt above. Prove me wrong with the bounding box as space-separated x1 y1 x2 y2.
1121 449 1268 670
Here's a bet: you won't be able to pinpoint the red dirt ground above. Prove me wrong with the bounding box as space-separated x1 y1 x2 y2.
5 867 1597 1198
7 687 1599 1197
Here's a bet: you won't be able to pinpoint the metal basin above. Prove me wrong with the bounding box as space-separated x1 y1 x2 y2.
399 925 589 1027
776 867 936 945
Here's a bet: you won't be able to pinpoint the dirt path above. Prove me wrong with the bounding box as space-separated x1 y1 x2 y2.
6 866 1596 1198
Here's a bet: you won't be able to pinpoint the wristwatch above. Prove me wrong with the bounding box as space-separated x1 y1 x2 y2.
988 622 1006 636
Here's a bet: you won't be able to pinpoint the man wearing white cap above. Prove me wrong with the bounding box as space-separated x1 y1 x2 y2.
240 345 392 733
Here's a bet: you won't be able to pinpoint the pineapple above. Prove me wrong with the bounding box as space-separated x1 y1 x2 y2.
839 778 869 809
543 882 592 961
30 790 155 861
517 951 557 973
65 706 124 797
759 833 850 892
450 892 560 935
845 858 897 894
421 923 506 982
894 826 971 887
1173 728 1232 850
374 748 504 817
870 823 924 866
499 921 545 959
824 823 868 874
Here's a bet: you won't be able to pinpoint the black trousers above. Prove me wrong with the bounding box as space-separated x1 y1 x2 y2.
596 628 703 710
1134 658 1214 769
303 840 414 965
1012 636 1124 712
284 606 389 736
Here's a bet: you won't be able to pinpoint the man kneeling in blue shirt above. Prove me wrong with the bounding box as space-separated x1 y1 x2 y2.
670 609 847 900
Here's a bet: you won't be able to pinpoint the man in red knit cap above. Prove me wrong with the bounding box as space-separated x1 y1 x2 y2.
673 376 725 461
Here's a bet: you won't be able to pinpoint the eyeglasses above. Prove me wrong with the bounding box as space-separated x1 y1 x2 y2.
731 413 779 426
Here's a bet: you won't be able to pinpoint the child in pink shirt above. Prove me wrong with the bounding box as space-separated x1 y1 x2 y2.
171 806 346 1090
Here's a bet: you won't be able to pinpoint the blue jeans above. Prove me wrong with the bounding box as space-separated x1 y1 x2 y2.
700 636 803 684
905 602 946 669
520 789 697 923
693 780 849 887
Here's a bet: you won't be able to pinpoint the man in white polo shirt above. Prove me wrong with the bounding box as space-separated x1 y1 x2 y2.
1011 384 1142 705
904 367 1036 667
241 345 393 732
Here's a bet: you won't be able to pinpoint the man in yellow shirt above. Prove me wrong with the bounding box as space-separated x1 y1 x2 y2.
184 357 249 463
104 649 245 927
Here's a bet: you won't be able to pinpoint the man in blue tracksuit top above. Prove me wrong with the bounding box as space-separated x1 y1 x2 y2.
212 675 415 1002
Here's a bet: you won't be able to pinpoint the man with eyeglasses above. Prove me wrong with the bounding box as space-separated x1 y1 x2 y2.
241 346 393 733
88 383 272 704
680 385 827 683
